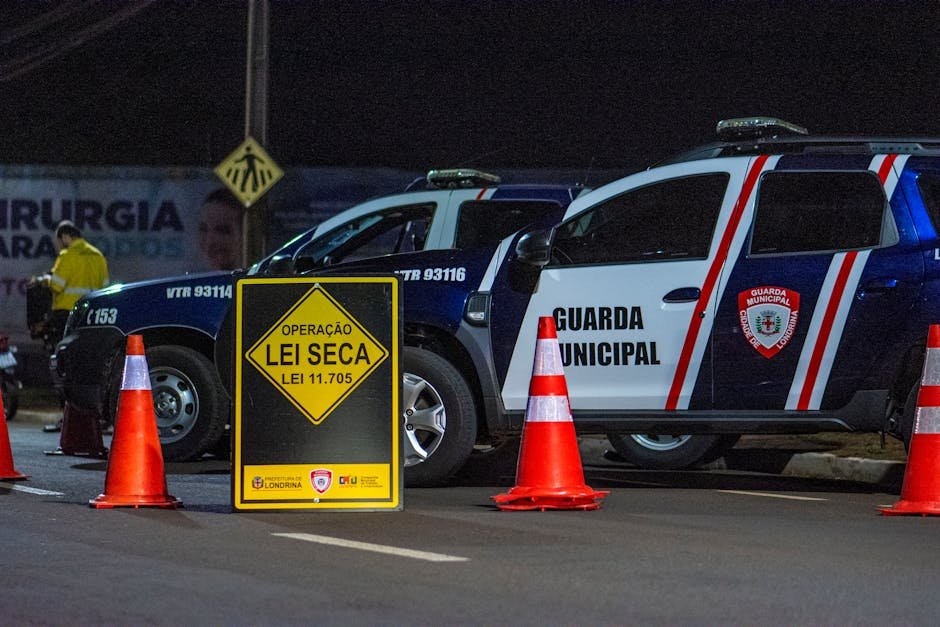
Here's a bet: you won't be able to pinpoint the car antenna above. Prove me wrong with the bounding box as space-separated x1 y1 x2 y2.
578 155 596 188
460 146 508 167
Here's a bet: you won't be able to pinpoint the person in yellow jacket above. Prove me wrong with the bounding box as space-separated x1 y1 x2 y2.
31 221 109 432
32 220 110 345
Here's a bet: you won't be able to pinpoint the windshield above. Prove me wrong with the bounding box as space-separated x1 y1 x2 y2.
291 203 435 271
298 214 385 262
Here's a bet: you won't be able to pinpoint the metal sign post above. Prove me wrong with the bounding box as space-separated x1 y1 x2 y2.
232 276 402 511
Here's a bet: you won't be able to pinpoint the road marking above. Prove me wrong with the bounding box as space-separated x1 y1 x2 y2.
592 477 670 487
0 482 64 496
272 532 470 562
717 490 827 502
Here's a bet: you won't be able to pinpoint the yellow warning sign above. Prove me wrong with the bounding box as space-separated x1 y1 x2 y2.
245 284 389 425
214 136 284 207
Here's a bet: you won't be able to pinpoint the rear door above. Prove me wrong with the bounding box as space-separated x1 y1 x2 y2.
498 158 762 413
712 155 922 411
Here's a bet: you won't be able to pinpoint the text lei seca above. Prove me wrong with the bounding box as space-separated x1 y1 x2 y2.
263 322 368 384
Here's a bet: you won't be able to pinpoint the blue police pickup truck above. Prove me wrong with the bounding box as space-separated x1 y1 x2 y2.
51 169 583 485
56 118 940 485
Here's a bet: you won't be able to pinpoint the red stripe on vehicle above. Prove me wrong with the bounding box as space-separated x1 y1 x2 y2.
796 250 858 409
476 188 488 200
665 155 769 410
794 154 897 409
878 153 898 184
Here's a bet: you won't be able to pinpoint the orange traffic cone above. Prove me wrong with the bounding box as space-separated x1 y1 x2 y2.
493 316 608 510
0 391 27 480
90 335 181 509
882 325 940 516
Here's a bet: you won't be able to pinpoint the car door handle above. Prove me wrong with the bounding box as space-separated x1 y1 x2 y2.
663 287 701 303
860 278 898 293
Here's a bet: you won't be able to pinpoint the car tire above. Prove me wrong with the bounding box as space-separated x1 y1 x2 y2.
700 434 740 464
402 346 477 487
111 344 227 462
605 433 738 470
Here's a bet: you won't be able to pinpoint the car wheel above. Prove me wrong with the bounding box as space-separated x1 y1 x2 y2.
402 346 477 487
605 433 738 469
111 345 227 462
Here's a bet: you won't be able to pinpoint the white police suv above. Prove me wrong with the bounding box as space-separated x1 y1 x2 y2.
312 117 940 481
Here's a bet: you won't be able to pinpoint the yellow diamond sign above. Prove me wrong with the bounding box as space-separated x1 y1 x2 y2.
245 284 389 425
214 136 284 207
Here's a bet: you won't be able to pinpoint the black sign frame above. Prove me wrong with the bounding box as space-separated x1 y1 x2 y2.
232 276 401 511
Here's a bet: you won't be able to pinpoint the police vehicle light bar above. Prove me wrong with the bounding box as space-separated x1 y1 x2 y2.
716 117 809 141
426 169 501 189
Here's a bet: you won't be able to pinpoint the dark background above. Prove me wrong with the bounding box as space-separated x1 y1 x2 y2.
2 0 938 173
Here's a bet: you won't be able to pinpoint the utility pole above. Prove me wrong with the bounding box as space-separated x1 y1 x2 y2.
243 0 269 267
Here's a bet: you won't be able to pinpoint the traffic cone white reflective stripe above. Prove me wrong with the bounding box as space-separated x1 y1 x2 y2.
914 346 940 433
121 355 151 391
526 361 572 421
533 336 565 377
915 386 940 434
493 316 607 511
882 324 940 516
525 329 573 422
525 395 572 422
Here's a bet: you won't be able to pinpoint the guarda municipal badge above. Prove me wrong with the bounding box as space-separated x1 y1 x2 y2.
737 286 800 359
310 469 333 494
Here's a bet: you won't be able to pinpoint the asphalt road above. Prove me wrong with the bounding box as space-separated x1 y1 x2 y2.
2 422 938 625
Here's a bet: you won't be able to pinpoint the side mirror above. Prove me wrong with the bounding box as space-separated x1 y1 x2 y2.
265 254 294 275
514 228 553 267
293 256 316 274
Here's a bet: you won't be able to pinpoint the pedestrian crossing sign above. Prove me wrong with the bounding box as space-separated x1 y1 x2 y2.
214 137 284 207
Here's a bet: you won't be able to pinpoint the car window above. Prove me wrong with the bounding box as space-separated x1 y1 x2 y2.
916 172 940 238
551 173 729 265
455 200 562 249
750 171 886 255
343 214 429 262
293 203 434 269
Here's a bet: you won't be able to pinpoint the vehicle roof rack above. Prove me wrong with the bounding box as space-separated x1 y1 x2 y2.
663 137 940 165
655 115 940 166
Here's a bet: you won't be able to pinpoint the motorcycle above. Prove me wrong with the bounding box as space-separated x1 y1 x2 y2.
0 333 21 421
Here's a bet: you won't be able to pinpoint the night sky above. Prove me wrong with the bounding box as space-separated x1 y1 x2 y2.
2 1 939 173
